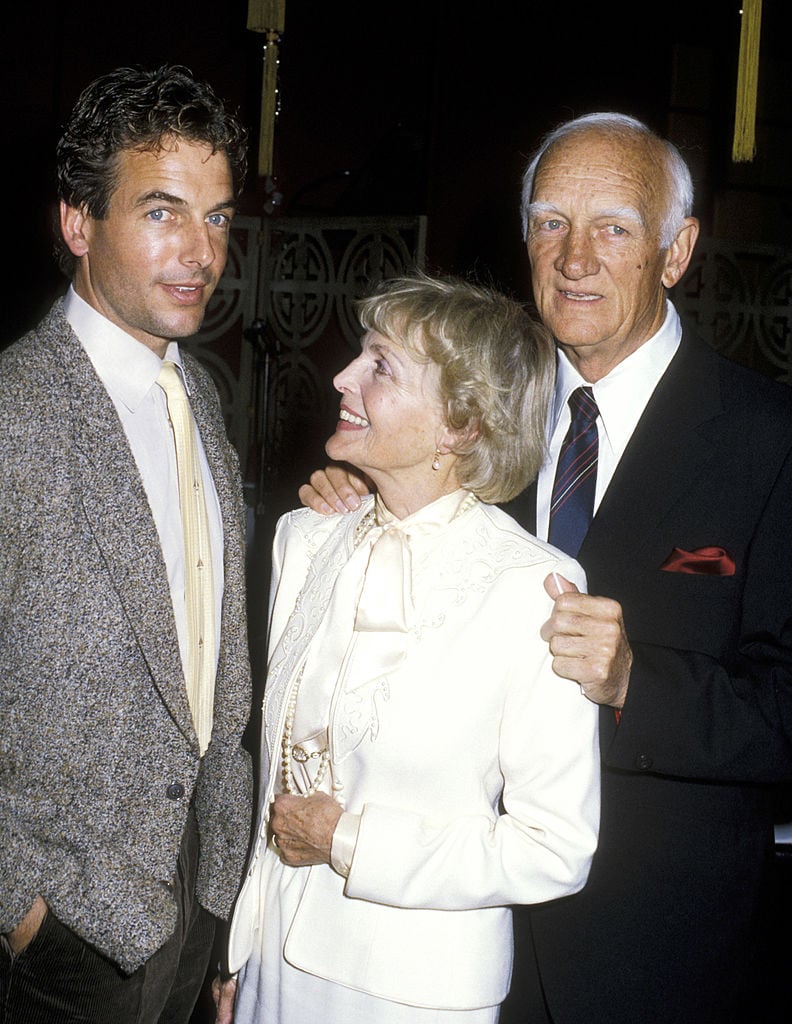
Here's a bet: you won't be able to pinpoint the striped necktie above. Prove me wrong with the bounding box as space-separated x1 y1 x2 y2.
548 386 599 558
157 360 216 754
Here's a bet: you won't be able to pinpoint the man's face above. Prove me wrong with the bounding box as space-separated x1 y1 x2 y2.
525 130 691 380
62 138 236 356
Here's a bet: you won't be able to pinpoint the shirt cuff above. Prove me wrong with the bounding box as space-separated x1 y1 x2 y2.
330 811 361 877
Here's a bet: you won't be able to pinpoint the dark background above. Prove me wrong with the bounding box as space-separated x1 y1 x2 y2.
2 0 790 351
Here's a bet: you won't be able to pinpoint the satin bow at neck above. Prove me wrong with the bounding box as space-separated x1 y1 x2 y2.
354 524 413 633
353 489 476 634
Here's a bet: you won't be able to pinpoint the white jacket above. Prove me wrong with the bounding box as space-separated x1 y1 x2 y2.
229 494 600 1009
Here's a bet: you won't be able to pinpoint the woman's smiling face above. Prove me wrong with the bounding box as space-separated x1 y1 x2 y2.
326 329 456 513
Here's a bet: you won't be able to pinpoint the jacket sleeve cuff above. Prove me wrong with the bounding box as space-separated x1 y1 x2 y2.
330 811 361 877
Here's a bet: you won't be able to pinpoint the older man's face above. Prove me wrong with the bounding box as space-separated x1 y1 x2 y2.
525 129 690 381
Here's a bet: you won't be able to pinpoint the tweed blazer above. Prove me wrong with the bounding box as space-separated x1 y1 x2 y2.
0 299 253 973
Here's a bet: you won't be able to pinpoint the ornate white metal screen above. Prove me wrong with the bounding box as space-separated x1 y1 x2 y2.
184 214 427 513
672 240 792 385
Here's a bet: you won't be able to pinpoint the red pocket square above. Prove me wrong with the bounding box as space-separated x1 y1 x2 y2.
660 546 736 576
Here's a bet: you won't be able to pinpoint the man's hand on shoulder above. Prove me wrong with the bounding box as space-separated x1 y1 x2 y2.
542 573 632 709
298 464 372 515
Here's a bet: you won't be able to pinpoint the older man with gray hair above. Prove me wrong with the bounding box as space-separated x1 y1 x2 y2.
302 111 792 1024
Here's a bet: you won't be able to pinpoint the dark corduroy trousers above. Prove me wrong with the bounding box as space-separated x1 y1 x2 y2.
0 808 215 1024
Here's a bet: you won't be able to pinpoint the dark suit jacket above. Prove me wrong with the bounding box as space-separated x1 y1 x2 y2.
0 300 253 973
504 331 792 1024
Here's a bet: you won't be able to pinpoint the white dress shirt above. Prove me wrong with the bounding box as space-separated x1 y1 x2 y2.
64 287 224 680
535 300 682 541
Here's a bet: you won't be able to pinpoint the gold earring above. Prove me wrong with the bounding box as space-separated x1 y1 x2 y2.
432 448 441 471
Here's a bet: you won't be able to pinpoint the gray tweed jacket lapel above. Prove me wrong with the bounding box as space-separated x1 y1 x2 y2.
53 315 197 745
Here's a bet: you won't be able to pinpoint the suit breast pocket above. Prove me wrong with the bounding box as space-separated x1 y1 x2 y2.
624 569 741 657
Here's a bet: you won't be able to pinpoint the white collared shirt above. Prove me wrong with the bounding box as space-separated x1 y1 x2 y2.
64 286 224 679
535 300 682 541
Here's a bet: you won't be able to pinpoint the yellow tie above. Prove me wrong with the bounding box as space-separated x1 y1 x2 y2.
157 360 216 754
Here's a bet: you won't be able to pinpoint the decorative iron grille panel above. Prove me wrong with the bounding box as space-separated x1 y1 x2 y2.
186 214 426 512
673 240 792 385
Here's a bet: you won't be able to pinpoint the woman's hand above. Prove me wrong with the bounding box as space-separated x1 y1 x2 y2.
270 792 344 866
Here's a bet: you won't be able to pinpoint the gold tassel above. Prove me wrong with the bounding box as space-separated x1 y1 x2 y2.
732 0 763 162
247 0 286 177
247 0 285 33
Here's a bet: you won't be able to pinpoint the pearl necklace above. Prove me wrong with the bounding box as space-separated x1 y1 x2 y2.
280 666 331 797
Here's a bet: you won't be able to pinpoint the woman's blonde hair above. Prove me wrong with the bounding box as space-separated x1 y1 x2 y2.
356 273 555 504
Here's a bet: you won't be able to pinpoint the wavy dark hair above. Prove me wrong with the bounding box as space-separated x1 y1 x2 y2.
55 64 248 276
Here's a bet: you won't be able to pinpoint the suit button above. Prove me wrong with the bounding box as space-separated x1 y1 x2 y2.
634 754 653 771
166 783 185 800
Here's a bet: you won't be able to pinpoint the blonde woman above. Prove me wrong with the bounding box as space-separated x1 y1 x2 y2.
222 275 600 1023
